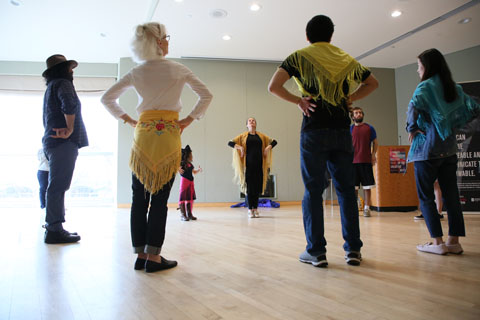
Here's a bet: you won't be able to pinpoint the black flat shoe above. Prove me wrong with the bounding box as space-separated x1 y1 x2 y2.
145 257 178 273
134 258 147 270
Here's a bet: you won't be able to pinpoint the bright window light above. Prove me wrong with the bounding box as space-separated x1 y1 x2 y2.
0 90 117 208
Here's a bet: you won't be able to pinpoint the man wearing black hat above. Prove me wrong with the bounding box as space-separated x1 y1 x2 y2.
42 54 88 244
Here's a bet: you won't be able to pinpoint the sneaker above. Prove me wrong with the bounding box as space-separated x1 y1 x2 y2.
416 242 448 255
363 208 371 217
446 243 463 254
254 209 260 218
44 229 81 244
345 251 362 266
299 250 328 268
414 214 424 220
248 210 254 218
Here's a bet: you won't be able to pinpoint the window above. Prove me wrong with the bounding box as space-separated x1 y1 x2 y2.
0 77 117 208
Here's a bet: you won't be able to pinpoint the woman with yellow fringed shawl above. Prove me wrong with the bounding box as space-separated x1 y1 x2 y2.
101 22 212 273
228 117 277 218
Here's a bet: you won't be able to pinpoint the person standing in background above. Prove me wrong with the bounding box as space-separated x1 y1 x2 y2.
37 148 49 209
228 117 277 218
351 107 378 217
178 145 202 221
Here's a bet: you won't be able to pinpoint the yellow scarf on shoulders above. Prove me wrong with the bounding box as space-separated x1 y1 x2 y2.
293 42 369 105
231 131 273 194
130 110 181 194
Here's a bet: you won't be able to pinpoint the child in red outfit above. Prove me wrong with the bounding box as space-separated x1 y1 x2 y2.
178 145 202 221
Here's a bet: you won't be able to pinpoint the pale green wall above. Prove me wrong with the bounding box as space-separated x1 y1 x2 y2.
115 58 398 204
395 45 480 145
355 67 398 146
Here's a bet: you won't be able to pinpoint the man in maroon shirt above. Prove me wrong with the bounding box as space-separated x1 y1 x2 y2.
350 107 378 217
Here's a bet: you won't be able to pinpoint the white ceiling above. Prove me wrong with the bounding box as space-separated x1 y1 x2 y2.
1 0 479 69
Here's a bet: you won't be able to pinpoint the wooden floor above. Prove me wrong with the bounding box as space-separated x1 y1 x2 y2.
1 205 480 320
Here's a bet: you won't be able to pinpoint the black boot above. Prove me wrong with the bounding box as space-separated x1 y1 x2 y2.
179 203 189 221
187 203 197 220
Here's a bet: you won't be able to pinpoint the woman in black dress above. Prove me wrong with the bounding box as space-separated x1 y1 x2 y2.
229 118 277 218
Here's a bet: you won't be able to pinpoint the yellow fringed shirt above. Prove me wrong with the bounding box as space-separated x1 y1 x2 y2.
283 42 370 106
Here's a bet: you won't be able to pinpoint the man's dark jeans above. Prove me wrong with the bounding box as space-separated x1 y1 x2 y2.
300 128 362 255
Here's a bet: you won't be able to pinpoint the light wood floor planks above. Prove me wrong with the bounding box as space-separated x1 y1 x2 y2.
1 205 479 320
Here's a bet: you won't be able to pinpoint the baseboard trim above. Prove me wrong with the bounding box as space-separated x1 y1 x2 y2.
115 200 341 208
370 206 418 212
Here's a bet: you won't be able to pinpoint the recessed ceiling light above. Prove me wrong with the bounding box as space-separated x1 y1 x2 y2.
10 0 22 6
222 35 231 41
250 3 262 11
458 17 471 24
210 9 228 18
391 10 402 18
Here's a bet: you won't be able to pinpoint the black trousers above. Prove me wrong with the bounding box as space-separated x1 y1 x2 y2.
130 174 175 255
245 170 262 209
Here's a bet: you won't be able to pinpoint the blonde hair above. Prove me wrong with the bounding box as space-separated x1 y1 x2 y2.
131 22 167 62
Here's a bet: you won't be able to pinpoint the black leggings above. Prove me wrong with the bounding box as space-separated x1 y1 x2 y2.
246 171 262 209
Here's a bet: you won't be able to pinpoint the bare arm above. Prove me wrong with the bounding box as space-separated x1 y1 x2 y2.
371 138 378 165
268 68 317 117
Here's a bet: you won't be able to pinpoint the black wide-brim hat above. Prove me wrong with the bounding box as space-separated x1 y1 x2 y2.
42 54 78 77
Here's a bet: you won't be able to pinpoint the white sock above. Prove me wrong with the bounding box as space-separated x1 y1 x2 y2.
364 205 369 210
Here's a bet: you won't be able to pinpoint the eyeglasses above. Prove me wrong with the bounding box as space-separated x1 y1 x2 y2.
163 35 170 41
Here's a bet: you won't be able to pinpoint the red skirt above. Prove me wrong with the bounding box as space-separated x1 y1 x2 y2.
179 177 196 201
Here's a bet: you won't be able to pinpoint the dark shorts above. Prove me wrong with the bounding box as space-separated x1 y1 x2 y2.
353 163 375 189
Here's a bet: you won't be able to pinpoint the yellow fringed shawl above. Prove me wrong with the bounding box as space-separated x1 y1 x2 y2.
231 131 273 194
130 110 181 194
292 42 369 106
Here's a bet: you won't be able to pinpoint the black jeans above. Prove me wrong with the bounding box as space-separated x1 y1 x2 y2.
131 174 175 255
414 155 465 238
